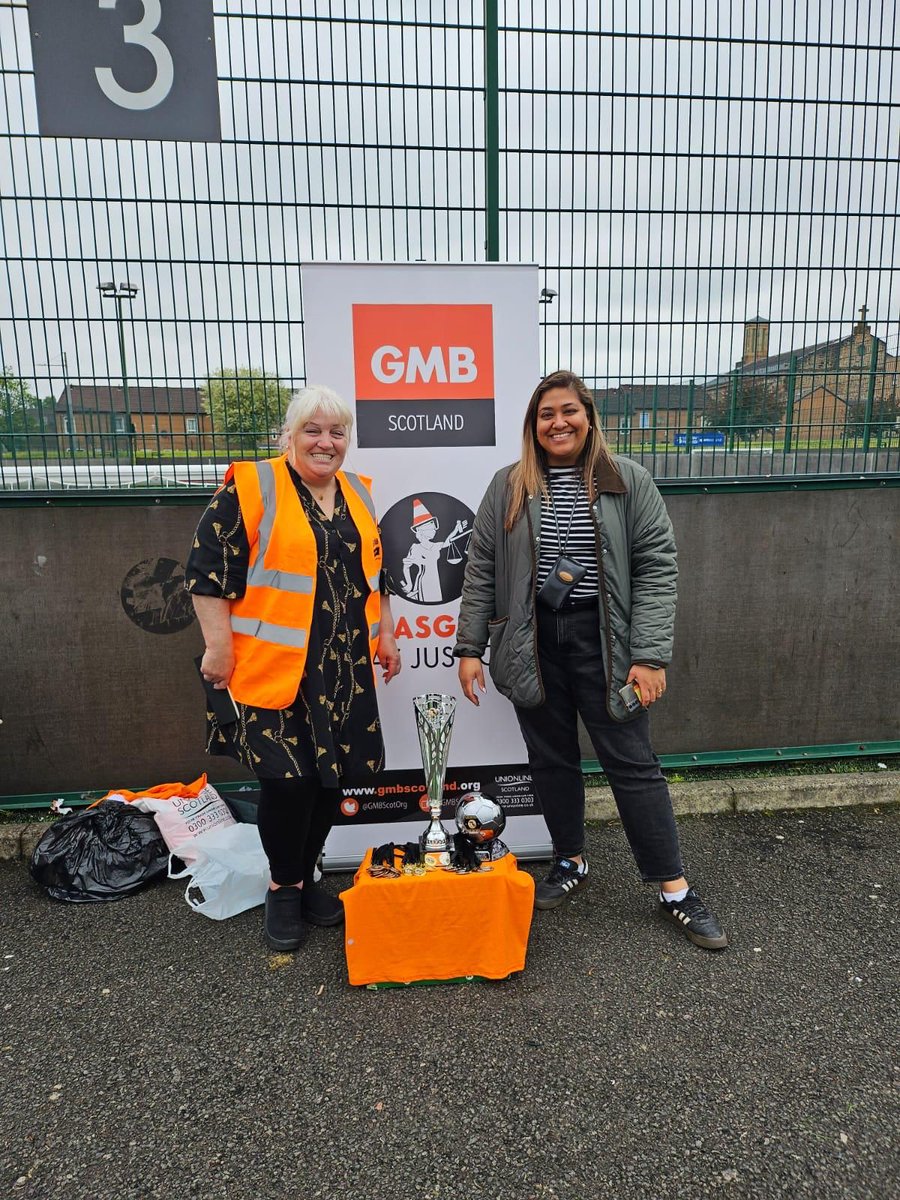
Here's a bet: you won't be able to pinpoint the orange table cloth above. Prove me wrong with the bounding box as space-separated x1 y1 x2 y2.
340 849 535 986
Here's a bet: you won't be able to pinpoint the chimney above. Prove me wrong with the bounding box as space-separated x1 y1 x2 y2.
742 316 770 364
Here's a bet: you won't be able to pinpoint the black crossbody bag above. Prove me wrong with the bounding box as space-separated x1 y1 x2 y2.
535 477 588 610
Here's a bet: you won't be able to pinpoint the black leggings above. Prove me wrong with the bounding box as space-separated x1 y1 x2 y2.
256 778 341 886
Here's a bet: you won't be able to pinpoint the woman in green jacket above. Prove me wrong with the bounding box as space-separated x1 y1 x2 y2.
454 370 727 949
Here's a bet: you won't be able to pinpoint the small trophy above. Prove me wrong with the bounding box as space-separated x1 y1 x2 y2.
414 693 457 868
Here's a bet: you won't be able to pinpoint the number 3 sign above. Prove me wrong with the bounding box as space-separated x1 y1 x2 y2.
28 0 220 141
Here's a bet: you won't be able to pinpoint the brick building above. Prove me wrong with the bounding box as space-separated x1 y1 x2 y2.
54 385 212 456
710 309 900 438
593 384 701 444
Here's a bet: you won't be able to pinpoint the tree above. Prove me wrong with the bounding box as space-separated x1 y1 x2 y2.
846 389 900 444
0 367 56 454
202 367 292 454
704 375 786 440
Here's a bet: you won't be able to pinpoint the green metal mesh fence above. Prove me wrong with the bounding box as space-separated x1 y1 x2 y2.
1 1 898 489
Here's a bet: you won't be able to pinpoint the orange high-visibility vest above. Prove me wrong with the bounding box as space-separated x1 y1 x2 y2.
226 456 382 709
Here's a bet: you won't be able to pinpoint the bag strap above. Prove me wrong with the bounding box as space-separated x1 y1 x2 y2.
168 852 194 880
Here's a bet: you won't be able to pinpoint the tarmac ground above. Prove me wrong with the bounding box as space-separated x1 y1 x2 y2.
1 804 898 1200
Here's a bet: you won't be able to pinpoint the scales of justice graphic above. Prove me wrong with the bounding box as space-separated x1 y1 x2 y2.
399 497 471 604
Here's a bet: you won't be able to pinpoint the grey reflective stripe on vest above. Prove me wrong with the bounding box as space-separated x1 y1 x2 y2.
341 470 377 522
231 615 308 649
245 460 314 594
342 471 380 593
369 622 380 641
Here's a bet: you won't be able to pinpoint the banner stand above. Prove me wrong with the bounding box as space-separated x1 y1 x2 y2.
300 262 553 865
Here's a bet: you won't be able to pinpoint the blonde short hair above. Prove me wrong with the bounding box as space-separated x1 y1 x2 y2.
279 385 354 452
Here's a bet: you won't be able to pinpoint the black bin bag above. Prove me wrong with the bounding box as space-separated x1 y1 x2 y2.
221 791 259 825
30 800 169 903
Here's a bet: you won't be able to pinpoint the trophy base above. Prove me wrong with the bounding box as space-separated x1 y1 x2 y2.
422 849 451 869
419 825 454 869
475 840 510 863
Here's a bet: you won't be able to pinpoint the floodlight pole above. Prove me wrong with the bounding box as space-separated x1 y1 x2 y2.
99 281 139 462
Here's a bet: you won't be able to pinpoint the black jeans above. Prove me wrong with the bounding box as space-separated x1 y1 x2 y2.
256 778 340 886
514 601 684 884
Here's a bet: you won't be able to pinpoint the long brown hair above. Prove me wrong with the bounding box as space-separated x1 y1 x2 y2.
504 370 612 530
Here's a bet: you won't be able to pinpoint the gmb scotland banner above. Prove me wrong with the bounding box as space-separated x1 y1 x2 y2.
300 262 551 865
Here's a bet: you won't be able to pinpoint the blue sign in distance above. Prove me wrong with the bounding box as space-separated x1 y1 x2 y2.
672 432 726 447
27 0 221 142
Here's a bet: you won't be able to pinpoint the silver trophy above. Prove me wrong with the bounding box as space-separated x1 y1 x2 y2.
414 692 457 867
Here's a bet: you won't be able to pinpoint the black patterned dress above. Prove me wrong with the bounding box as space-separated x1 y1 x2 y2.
185 465 385 785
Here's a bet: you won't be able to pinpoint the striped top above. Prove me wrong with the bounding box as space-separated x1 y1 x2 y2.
535 467 599 600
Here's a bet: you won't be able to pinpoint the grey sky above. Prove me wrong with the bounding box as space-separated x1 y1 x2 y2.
1 0 898 399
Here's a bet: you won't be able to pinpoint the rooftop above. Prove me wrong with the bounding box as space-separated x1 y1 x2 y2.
55 385 204 415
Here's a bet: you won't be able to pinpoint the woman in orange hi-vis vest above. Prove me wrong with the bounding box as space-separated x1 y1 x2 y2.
186 385 401 952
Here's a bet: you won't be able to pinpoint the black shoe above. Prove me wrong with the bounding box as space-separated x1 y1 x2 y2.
301 882 344 927
658 887 728 950
263 886 305 951
534 857 589 910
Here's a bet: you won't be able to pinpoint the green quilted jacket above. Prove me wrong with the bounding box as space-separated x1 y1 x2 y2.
454 454 677 721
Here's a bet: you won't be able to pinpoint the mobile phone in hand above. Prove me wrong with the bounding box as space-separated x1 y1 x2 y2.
617 681 643 714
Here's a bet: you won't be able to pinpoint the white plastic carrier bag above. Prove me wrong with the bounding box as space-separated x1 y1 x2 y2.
106 774 236 855
169 823 270 921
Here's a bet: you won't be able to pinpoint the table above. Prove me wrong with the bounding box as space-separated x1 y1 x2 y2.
339 849 535 986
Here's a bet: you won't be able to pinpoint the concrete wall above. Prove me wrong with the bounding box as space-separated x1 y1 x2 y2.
644 486 898 756
1 485 897 795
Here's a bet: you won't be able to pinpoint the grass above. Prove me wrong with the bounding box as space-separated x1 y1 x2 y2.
584 754 900 789
663 754 899 784
0 806 69 825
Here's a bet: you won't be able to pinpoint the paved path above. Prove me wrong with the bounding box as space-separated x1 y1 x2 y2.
2 805 898 1200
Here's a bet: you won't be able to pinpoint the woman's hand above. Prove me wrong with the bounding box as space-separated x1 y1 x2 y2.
192 597 236 690
628 664 667 707
200 644 235 690
376 632 401 682
458 656 486 706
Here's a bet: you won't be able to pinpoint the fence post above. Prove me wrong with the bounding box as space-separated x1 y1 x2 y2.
684 379 695 454
36 391 50 468
2 377 19 471
727 370 738 451
62 353 76 461
484 0 500 262
783 354 797 454
599 394 609 442
862 336 879 455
